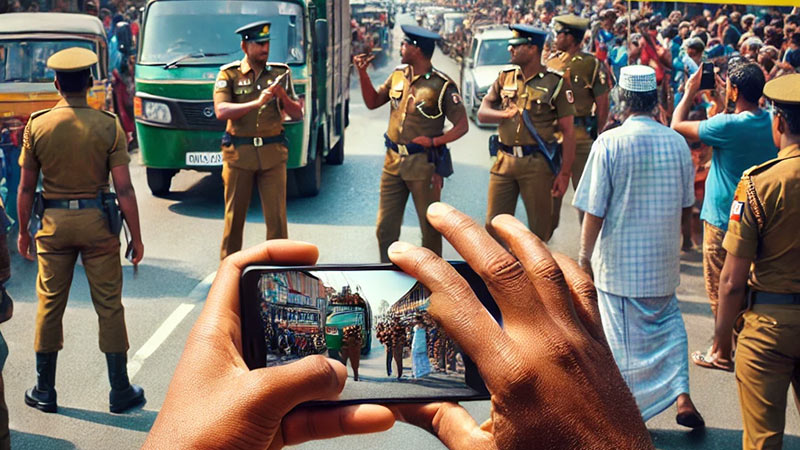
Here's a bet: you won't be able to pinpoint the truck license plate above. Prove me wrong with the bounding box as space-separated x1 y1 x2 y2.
186 152 222 166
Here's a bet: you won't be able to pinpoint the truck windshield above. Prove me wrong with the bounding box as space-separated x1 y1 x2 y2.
0 39 98 83
139 0 305 66
477 39 511 66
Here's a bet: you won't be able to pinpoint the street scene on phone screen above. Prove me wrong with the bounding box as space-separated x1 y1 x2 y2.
1 0 799 449
256 270 479 400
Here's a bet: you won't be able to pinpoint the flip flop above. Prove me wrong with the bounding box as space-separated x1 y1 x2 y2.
691 349 734 372
676 409 706 429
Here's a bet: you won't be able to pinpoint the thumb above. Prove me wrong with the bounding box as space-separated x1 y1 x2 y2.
248 355 348 418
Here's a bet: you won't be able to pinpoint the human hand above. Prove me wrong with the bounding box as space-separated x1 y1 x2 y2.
550 172 570 197
578 256 594 280
686 64 703 96
411 135 435 147
353 53 375 72
388 204 653 450
17 232 34 261
144 241 395 449
257 88 275 107
501 103 519 119
431 173 443 191
129 239 144 266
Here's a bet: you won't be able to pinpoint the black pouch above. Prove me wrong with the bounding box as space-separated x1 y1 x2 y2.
100 192 123 235
28 192 44 237
429 146 454 178
489 134 500 157
221 132 232 147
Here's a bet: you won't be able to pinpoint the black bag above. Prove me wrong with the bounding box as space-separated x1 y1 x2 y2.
100 192 123 235
28 192 44 239
429 146 454 178
489 134 500 157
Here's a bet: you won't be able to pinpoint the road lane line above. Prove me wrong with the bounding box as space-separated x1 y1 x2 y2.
128 303 196 381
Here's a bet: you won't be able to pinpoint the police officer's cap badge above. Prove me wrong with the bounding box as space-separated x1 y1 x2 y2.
452 93 461 105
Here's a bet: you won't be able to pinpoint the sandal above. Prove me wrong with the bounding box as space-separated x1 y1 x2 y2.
691 349 734 372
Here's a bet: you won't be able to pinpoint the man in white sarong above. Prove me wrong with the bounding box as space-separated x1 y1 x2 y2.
573 65 704 428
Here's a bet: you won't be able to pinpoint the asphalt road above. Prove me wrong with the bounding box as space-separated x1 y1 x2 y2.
3 13 800 450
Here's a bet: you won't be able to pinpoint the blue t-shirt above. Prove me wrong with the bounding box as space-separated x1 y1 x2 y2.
698 109 777 230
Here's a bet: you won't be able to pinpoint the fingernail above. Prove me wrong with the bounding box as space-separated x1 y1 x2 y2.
388 241 413 255
427 202 450 218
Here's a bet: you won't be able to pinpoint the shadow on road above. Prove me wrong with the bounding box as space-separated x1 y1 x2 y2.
677 300 713 318
166 155 492 227
650 427 800 449
10 431 77 449
57 406 157 433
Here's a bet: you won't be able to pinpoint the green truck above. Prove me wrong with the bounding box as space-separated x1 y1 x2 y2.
325 302 373 359
134 0 351 196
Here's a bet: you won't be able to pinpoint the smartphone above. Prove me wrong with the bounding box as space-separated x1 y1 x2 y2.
700 62 715 91
240 262 500 405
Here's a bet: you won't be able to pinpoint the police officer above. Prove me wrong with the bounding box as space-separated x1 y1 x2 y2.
214 21 304 260
547 15 610 228
478 25 576 242
707 73 800 449
354 25 468 262
17 48 145 414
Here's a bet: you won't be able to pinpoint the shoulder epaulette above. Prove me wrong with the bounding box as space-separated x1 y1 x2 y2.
269 62 290 71
546 67 565 77
28 108 52 122
743 154 800 177
220 60 241 71
430 68 455 84
97 109 118 120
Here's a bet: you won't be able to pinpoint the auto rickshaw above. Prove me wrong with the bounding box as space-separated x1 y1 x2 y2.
0 12 111 220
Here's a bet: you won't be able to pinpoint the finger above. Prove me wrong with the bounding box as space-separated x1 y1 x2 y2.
388 241 515 388
206 240 318 319
250 355 347 418
491 215 584 337
391 403 496 450
552 253 606 344
279 404 395 447
423 202 545 327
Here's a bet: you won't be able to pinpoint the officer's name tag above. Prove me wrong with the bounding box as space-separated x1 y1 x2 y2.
186 152 222 166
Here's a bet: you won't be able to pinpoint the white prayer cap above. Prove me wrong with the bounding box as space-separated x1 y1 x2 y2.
618 65 657 92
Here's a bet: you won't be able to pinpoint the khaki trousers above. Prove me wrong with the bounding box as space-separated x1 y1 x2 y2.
220 157 288 260
34 208 127 353
486 151 555 242
702 221 727 316
376 170 441 263
0 330 8 450
736 305 800 450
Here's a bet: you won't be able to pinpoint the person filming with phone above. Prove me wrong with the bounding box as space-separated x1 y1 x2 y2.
671 57 777 366
17 48 145 415
144 203 655 449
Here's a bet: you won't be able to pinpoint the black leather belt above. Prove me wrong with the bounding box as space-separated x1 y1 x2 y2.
231 132 286 147
751 291 800 306
498 141 538 157
384 134 431 155
43 198 101 210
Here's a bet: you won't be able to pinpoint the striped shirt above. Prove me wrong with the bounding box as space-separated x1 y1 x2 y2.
573 115 695 298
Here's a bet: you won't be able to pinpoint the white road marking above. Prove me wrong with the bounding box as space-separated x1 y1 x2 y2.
128 303 196 381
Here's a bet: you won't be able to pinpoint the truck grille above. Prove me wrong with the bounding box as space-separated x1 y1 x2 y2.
177 101 225 131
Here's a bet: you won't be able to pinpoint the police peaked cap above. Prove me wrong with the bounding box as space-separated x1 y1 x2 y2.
508 24 547 47
236 21 271 42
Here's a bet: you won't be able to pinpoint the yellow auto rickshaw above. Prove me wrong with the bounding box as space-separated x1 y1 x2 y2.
0 12 111 220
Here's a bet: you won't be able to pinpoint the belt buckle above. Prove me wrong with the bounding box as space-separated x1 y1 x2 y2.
68 200 79 210
398 144 409 157
253 137 263 147
512 146 523 158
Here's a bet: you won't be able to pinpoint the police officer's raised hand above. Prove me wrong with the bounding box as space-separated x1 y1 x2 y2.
501 103 519 119
256 87 275 107
353 53 375 72
144 241 395 449
388 203 653 450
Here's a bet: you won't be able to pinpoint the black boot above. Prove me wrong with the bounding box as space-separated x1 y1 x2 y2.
106 353 145 414
24 352 58 413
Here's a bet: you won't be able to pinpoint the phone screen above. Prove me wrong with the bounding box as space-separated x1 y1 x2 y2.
240 263 499 405
700 62 715 91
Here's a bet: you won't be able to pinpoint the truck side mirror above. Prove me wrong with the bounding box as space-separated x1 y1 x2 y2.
314 19 328 61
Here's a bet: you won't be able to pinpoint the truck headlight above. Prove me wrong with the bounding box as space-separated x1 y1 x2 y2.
137 98 172 124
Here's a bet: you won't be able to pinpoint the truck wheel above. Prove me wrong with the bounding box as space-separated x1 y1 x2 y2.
146 168 175 196
326 134 344 165
294 151 322 197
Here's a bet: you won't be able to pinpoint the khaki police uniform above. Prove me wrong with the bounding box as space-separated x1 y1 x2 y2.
485 66 576 241
375 65 466 262
20 96 131 354
723 142 800 450
213 57 296 259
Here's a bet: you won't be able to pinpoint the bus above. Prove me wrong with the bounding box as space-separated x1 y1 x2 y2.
324 291 373 359
134 0 351 196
